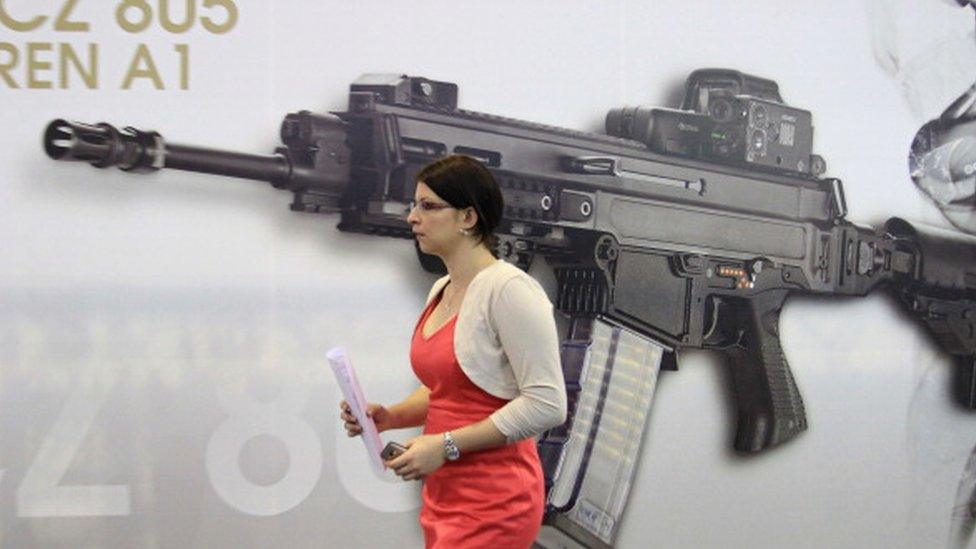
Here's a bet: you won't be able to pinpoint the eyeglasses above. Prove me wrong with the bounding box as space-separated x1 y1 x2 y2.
408 199 454 213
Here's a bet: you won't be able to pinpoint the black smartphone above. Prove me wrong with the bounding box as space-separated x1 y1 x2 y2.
381 441 407 460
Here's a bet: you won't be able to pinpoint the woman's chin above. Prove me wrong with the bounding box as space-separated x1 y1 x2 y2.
416 238 435 255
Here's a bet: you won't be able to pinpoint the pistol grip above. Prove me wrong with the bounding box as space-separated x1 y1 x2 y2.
721 291 807 453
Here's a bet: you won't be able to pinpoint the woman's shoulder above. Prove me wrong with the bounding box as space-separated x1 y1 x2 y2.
476 259 528 287
474 260 548 301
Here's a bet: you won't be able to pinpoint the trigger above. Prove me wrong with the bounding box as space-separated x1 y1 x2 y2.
703 296 732 346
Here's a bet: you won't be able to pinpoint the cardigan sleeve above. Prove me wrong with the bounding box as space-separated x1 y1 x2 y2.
487 276 568 442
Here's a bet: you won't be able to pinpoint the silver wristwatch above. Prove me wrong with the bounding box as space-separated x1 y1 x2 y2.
443 431 461 461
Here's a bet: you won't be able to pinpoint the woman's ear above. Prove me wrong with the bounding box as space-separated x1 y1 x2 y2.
461 206 479 231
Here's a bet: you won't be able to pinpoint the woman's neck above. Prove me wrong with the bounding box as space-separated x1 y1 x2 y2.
441 243 497 289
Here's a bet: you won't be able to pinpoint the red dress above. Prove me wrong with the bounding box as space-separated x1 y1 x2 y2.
410 290 545 549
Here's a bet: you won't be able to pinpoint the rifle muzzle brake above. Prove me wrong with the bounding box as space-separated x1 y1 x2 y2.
44 119 164 173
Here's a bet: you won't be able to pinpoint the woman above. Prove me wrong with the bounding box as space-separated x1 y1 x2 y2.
340 154 567 548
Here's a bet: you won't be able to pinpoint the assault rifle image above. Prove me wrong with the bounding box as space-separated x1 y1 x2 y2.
43 71 976 548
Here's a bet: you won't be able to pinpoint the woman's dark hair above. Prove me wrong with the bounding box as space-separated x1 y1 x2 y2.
416 155 504 254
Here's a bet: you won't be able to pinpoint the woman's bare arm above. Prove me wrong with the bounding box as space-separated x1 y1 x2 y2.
340 385 430 435
384 385 431 430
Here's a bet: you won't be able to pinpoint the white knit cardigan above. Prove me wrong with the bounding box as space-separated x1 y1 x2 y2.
423 260 567 441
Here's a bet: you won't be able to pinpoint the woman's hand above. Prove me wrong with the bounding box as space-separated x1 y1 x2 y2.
339 400 395 436
386 434 446 481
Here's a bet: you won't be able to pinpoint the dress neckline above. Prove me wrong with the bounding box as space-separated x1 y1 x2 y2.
419 291 458 341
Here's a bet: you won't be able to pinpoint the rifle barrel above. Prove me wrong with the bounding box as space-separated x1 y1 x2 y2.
165 143 288 182
44 119 289 185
